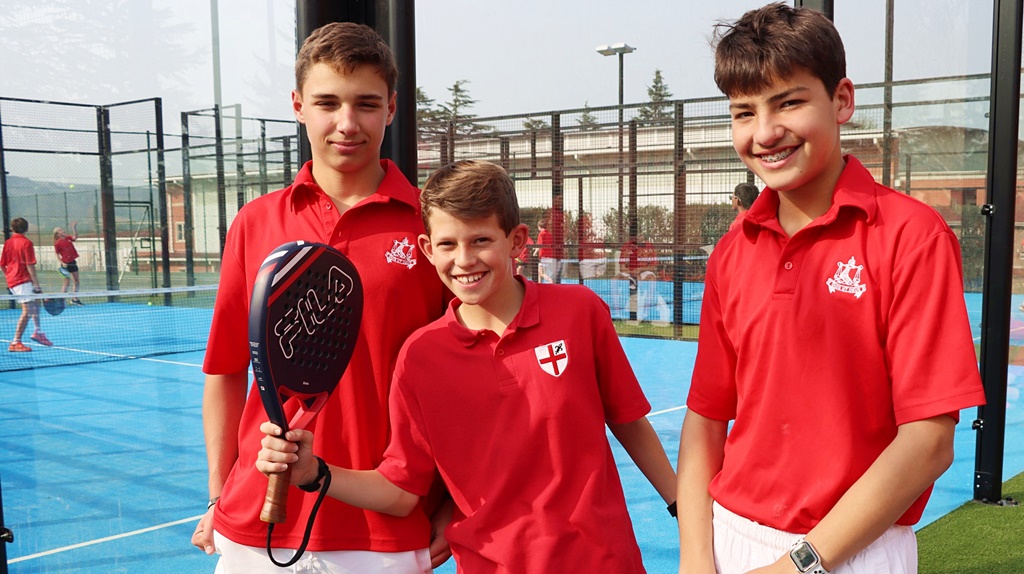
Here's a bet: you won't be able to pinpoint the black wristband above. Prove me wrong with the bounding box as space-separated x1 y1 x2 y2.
298 456 330 492
667 501 677 518
207 496 220 510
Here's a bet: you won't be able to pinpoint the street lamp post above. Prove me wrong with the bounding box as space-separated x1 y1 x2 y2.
596 43 635 244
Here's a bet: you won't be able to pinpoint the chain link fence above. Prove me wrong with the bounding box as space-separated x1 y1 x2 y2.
1 74 1009 339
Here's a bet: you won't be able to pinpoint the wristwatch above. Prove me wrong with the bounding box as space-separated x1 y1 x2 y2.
789 539 830 574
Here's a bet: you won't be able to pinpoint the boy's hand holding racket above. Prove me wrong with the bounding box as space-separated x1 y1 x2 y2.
255 422 319 486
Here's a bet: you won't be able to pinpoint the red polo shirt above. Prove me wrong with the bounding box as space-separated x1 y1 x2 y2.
688 156 985 533
204 160 448 552
1 233 36 288
379 280 651 573
536 228 558 258
54 237 78 264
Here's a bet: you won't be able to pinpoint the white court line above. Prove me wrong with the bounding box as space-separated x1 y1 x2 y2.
9 515 205 563
0 340 204 368
650 405 687 417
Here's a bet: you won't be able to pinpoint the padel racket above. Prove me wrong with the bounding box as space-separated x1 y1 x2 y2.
42 297 65 317
57 266 71 279
248 241 363 525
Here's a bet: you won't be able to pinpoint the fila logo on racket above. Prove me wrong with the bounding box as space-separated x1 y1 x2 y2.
385 237 417 269
274 265 358 360
535 340 569 377
825 255 867 299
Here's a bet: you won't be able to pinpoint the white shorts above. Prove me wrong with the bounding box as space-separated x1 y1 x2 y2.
712 502 917 574
10 283 36 305
213 530 433 574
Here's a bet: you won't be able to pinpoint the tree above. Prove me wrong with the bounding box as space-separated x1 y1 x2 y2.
438 80 490 134
638 69 674 123
416 87 446 136
522 118 550 131
600 205 675 244
577 102 600 131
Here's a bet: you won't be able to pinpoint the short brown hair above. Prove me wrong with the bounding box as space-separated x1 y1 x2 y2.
11 217 28 234
295 22 398 94
712 2 846 97
734 182 760 210
421 160 520 236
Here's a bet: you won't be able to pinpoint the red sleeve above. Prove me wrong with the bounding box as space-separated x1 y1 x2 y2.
203 225 252 375
590 292 651 424
686 253 738 421
377 343 439 497
887 229 985 424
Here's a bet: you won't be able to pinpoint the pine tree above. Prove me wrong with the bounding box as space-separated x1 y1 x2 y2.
577 102 600 131
438 80 488 134
522 118 550 131
416 87 445 135
638 69 674 123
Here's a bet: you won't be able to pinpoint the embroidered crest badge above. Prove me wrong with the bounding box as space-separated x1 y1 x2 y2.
826 256 867 299
385 237 417 269
535 340 569 377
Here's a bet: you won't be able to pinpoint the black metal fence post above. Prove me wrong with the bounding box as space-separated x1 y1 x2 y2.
975 0 1024 506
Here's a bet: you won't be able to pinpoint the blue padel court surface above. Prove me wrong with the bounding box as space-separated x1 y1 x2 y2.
2 296 1022 573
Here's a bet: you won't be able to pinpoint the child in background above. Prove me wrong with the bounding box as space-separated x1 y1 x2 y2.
53 222 83 304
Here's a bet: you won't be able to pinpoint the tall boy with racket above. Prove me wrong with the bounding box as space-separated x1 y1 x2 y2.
676 4 986 573
256 160 678 572
193 22 449 572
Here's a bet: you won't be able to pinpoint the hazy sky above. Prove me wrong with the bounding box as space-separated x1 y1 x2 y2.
0 0 995 128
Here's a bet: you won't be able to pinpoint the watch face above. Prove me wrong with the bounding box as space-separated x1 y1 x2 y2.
791 542 818 570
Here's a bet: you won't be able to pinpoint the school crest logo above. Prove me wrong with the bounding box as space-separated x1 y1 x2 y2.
826 256 867 299
385 237 417 269
535 340 568 377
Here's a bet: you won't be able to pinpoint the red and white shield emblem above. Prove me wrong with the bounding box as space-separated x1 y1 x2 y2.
535 340 568 377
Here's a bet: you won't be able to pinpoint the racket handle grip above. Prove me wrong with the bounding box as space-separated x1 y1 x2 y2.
260 467 292 524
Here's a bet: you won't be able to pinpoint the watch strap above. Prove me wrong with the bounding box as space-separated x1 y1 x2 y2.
298 456 330 492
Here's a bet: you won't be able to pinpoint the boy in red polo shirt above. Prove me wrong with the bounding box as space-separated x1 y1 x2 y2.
191 22 450 572
676 5 986 574
2 217 53 351
256 160 678 573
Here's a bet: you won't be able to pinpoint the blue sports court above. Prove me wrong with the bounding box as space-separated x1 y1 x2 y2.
1 293 1020 573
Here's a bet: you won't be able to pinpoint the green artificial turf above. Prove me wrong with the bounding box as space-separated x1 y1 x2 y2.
918 472 1024 573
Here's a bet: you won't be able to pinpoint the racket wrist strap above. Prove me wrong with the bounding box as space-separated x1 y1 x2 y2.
298 456 330 493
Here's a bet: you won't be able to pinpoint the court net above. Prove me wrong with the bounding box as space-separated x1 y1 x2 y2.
0 285 216 372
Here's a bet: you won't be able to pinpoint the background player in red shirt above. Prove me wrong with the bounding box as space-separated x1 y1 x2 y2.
256 160 677 573
676 5 986 574
535 216 560 283
1 217 53 351
53 222 83 305
192 23 451 572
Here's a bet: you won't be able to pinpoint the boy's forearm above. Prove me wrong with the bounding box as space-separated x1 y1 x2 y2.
324 467 420 517
203 371 249 497
607 417 677 503
676 410 727 573
802 415 956 571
